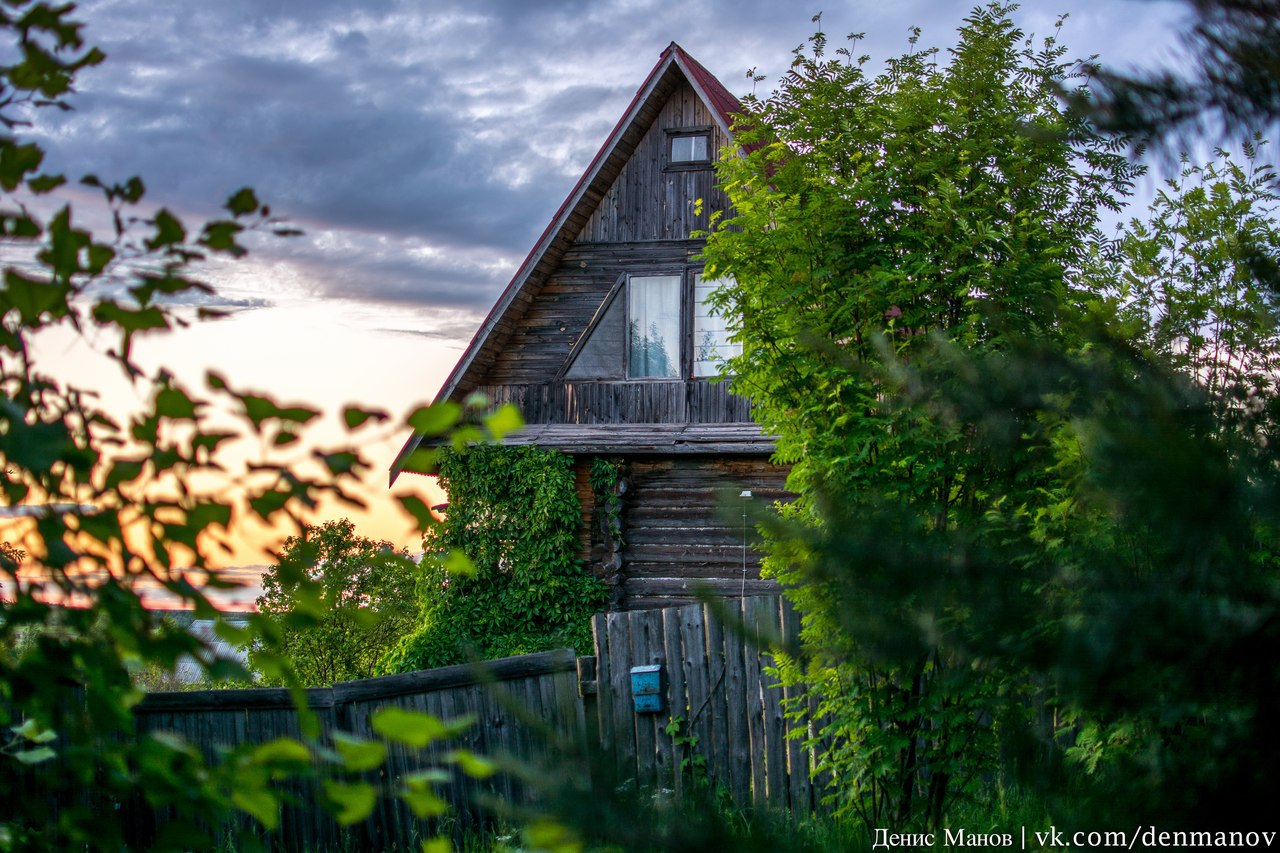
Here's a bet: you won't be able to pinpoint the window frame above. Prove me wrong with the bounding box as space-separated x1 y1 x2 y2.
560 266 736 382
625 271 685 380
665 125 714 172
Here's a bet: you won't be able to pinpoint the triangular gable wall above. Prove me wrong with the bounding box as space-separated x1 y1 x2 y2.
437 44 739 403
393 45 745 480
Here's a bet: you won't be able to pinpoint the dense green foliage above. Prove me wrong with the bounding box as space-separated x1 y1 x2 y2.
253 519 419 686
703 5 1138 831
384 445 606 671
701 3 1280 836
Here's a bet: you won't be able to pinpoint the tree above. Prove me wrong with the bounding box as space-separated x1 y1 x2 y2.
1103 137 1280 443
701 5 1137 831
702 4 1280 836
253 519 419 686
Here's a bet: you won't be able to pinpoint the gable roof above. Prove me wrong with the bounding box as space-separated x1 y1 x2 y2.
437 42 743 406
392 44 745 481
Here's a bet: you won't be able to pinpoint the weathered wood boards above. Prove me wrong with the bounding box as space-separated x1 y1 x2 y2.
130 650 583 850
589 595 820 814
122 596 826 848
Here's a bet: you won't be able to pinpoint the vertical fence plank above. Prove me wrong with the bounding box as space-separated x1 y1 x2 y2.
743 597 768 807
590 612 615 794
627 608 663 790
721 598 752 807
679 602 714 789
662 606 688 797
606 611 636 787
701 602 730 794
780 597 813 815
758 597 789 810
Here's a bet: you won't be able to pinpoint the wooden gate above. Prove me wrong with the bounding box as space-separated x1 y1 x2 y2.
581 594 820 814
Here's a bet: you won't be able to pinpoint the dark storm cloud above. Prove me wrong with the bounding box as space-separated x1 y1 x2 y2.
20 0 1187 314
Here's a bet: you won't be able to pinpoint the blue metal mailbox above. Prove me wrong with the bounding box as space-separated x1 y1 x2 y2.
630 664 664 714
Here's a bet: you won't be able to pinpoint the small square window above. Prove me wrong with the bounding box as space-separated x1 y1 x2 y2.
670 134 709 164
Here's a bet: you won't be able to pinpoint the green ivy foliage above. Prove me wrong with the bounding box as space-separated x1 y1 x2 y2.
383 445 606 671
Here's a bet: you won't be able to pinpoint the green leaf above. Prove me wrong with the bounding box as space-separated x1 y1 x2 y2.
250 737 312 767
0 141 44 191
333 733 387 773
155 386 198 420
315 450 362 476
27 173 66 194
324 780 377 825
4 270 65 321
225 187 260 216
440 549 476 578
12 747 57 765
407 402 461 437
147 208 186 249
401 785 448 819
199 220 245 256
484 404 524 440
232 786 280 830
370 707 450 748
343 406 390 430
92 301 169 332
447 749 495 779
398 495 436 531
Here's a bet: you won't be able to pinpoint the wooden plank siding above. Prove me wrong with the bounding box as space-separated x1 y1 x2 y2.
576 81 732 244
477 379 753 427
484 241 708 388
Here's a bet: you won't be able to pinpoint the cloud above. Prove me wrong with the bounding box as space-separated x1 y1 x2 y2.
17 0 1189 322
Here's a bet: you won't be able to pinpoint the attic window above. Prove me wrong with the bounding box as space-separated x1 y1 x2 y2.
667 127 712 168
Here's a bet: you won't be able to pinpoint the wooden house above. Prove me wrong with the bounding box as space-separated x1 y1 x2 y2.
393 43 786 610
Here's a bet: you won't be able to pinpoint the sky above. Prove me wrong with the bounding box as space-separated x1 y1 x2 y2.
7 0 1194 608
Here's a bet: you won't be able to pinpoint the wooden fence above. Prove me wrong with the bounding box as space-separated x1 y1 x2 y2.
130 649 584 849
125 595 823 848
581 594 821 814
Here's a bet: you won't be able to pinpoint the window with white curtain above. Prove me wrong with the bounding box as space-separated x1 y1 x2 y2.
565 269 738 380
627 275 682 378
692 273 740 377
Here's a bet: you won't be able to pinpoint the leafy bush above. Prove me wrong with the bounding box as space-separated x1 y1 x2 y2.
704 3 1280 835
384 445 606 671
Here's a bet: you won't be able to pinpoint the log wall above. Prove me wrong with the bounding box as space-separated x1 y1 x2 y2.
614 457 790 610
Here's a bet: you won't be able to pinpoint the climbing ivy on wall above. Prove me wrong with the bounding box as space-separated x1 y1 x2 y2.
382 445 606 671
